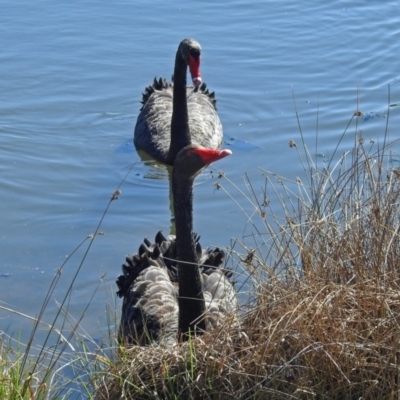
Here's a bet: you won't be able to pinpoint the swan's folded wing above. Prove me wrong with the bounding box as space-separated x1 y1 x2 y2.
202 270 239 329
117 233 179 346
199 246 239 329
119 266 179 346
187 87 223 151
134 84 174 160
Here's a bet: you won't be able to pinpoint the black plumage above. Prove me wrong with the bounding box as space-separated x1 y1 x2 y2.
134 38 223 165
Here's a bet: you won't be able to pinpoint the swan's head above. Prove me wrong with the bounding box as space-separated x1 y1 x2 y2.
179 38 202 87
174 144 232 180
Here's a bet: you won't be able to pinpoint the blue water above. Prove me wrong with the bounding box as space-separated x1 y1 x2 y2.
1 0 400 350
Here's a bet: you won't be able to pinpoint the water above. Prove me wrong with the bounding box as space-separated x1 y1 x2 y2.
1 0 400 349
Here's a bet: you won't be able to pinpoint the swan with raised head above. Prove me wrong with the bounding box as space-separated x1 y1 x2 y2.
117 145 237 345
134 38 223 165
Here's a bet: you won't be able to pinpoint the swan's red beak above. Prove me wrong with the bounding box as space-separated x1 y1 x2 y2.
192 147 232 165
188 55 202 86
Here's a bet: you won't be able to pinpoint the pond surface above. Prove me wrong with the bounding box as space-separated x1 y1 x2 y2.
1 0 400 348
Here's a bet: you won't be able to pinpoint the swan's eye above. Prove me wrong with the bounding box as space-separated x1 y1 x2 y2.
190 49 200 59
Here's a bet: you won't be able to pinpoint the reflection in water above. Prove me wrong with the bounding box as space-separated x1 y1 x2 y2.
224 137 262 152
135 147 171 179
136 147 176 234
135 146 222 237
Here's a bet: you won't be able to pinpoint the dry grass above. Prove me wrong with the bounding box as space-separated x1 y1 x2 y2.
95 101 400 399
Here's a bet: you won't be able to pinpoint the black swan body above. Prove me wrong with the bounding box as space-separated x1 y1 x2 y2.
134 38 223 165
117 145 237 345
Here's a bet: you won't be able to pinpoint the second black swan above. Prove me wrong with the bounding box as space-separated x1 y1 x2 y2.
134 38 223 165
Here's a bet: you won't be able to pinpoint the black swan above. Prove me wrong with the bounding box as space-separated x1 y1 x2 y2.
117 145 237 345
134 38 223 165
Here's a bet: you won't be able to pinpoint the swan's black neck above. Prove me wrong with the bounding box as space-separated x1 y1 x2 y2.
172 169 206 339
168 50 191 165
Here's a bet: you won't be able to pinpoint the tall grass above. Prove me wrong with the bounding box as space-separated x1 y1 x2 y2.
95 85 400 399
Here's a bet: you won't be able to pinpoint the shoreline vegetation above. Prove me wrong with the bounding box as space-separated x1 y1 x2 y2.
2 91 400 399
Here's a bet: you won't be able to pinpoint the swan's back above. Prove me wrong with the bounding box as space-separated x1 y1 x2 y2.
117 232 237 346
134 80 223 163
